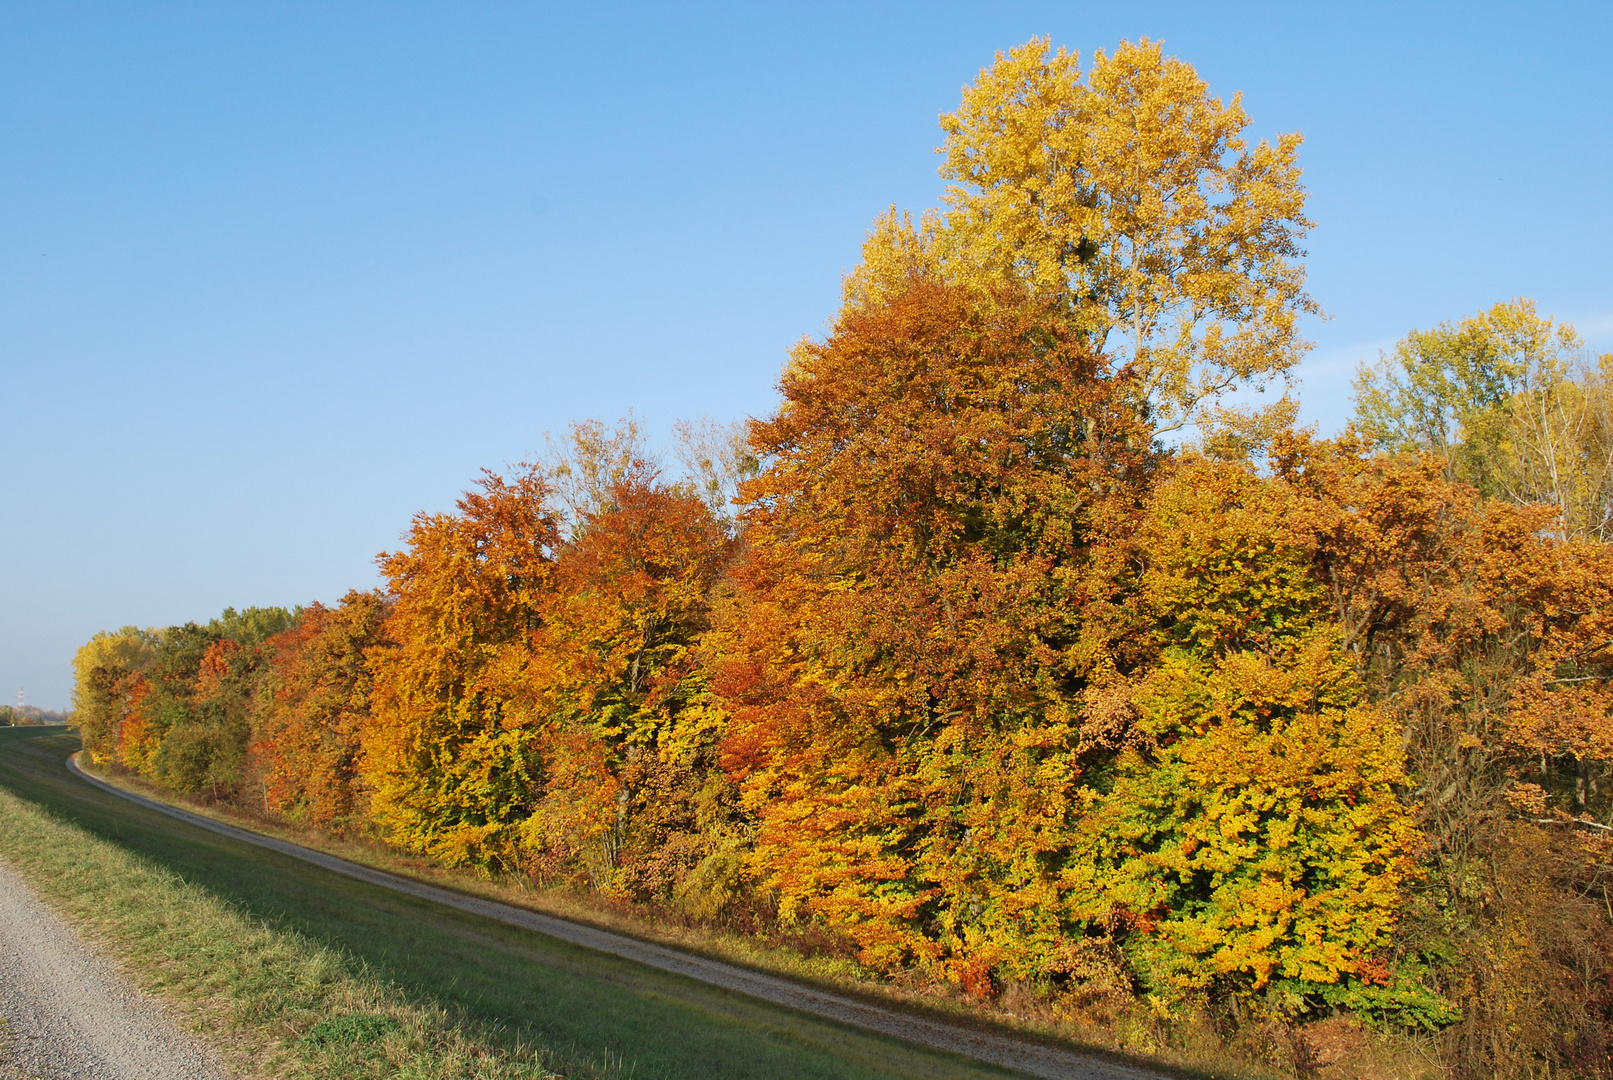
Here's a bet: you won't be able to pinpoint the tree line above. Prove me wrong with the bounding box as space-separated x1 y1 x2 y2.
0 705 70 726
70 39 1613 1079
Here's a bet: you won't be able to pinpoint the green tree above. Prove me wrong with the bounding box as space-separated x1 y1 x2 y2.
1354 298 1613 538
137 607 296 796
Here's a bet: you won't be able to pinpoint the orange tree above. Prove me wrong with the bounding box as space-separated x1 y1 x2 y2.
713 277 1157 980
362 466 561 868
519 470 735 898
1273 433 1613 1068
254 590 390 830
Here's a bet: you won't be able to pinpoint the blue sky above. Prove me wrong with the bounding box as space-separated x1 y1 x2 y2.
3 1 1609 708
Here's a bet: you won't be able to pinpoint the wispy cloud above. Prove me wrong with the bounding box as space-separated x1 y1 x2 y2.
1299 337 1398 378
1288 338 1397 436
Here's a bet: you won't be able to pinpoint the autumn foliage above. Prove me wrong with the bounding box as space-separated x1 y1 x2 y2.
254 590 388 828
70 36 1613 1079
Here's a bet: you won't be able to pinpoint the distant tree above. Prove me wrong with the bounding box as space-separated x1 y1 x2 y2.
71 626 158 761
10 706 69 725
254 590 390 829
1354 298 1613 539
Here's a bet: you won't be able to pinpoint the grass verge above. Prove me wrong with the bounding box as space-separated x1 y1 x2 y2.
0 726 1039 1080
73 741 1222 1076
0 741 569 1079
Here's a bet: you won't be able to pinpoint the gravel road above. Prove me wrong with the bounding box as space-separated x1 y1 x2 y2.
0 858 226 1080
68 753 1166 1080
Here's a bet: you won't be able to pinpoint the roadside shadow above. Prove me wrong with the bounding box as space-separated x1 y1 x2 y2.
0 728 1044 1080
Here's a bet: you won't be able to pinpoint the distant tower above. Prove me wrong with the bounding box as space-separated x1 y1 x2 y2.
16 687 25 709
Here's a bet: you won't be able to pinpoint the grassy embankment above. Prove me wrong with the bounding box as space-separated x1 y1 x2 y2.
0 726 1035 1080
59 746 1245 1078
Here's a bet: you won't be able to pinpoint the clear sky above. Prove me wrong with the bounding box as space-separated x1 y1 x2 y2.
3 1 1610 709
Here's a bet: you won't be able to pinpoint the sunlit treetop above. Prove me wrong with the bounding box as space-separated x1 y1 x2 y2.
846 37 1317 441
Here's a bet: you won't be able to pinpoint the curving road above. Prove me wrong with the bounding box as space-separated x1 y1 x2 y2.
67 754 1167 1080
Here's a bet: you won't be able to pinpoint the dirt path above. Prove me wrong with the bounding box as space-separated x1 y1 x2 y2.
0 858 226 1080
67 754 1165 1080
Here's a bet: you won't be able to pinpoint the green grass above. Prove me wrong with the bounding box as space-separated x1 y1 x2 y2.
0 727 1024 1080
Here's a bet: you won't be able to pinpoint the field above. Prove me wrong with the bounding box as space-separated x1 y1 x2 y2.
0 725 1039 1080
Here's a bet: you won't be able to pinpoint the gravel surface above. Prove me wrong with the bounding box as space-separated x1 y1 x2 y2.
0 858 227 1080
68 753 1167 1080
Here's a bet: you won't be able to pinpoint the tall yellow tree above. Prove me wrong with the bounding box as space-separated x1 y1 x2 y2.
925 37 1316 437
